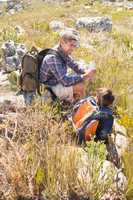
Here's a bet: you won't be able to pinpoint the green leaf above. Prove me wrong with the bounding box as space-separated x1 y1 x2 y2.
35 168 45 185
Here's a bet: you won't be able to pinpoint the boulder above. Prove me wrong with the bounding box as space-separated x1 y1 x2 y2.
115 133 130 156
0 71 8 83
124 2 133 9
2 41 16 57
61 146 127 200
114 120 127 136
99 160 127 190
1 41 27 72
6 0 24 14
5 55 21 70
49 20 65 32
43 0 70 3
113 120 130 156
0 93 25 108
99 160 127 200
15 25 25 36
16 44 27 58
76 16 112 32
102 0 133 10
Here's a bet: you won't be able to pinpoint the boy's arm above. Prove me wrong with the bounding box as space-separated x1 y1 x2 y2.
92 111 114 140
97 117 114 140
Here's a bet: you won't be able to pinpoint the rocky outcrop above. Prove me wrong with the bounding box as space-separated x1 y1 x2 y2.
113 120 130 156
102 0 133 10
15 25 25 36
1 41 27 72
43 0 71 3
6 0 24 15
49 20 65 32
64 146 127 200
76 17 112 32
100 160 127 200
0 71 10 88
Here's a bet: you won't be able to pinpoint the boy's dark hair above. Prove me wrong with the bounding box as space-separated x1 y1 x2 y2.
96 88 115 106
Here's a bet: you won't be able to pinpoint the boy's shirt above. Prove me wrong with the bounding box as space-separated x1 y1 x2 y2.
95 106 114 140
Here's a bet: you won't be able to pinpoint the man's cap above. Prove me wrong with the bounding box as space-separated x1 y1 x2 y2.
60 29 80 43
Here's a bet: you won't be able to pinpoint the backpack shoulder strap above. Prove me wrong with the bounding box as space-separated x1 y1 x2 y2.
47 49 67 65
38 48 67 67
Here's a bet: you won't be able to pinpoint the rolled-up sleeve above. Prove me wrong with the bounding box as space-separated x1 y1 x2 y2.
67 56 85 74
46 55 83 87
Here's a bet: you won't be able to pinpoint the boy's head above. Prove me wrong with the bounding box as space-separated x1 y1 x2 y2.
96 88 115 107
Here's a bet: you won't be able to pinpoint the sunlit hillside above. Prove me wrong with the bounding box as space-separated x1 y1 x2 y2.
0 0 133 199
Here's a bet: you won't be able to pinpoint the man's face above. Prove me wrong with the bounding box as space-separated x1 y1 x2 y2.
60 39 78 55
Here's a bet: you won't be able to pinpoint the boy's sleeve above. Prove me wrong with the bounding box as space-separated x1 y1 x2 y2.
98 117 114 140
92 111 114 140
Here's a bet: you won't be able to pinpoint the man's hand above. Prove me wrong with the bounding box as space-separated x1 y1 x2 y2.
82 68 96 81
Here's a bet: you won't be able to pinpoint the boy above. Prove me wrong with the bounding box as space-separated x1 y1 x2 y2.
72 88 120 168
74 88 114 144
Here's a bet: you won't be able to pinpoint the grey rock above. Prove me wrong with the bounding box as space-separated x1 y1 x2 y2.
16 43 27 58
114 120 127 136
113 120 130 156
1 41 27 72
15 25 25 36
124 2 133 9
99 160 127 191
0 92 25 108
102 0 133 10
5 55 21 70
114 169 127 192
6 1 24 14
14 4 23 12
1 41 16 57
0 71 10 87
49 20 65 32
99 161 127 200
76 16 112 32
7 1 16 10
115 133 129 156
43 0 70 3
8 9 15 15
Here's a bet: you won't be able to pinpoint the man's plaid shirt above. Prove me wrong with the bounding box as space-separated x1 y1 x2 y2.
39 45 85 87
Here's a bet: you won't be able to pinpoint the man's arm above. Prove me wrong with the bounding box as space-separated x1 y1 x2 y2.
46 55 84 87
67 56 85 74
67 56 96 81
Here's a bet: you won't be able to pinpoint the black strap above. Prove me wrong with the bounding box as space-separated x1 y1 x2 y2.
46 49 67 65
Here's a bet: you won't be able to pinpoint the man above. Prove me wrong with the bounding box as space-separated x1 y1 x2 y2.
39 29 96 103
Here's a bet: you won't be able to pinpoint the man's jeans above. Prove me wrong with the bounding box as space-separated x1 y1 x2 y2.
23 91 36 106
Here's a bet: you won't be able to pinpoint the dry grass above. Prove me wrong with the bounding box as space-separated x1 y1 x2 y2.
0 0 133 199
0 105 115 200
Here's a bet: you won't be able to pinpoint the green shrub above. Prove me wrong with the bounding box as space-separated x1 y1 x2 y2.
8 71 20 91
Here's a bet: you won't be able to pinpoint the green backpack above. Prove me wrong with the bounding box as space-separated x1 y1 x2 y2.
19 47 65 95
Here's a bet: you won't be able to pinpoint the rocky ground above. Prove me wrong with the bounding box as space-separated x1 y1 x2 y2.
0 0 133 199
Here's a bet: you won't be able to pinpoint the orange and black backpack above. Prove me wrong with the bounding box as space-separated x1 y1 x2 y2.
71 97 100 143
